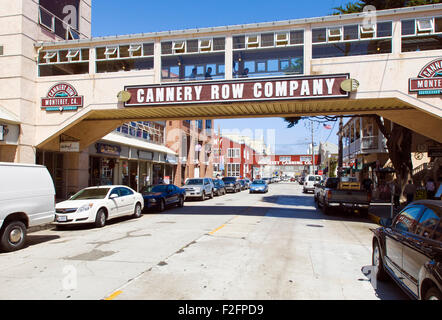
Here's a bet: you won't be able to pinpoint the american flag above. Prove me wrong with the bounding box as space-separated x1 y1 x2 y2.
323 124 332 129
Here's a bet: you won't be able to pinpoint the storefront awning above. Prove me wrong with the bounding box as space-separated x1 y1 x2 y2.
101 132 177 156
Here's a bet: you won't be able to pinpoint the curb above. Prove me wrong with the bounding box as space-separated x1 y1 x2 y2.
28 223 54 234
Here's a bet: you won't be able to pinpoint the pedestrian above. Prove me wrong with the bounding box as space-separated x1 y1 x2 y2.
189 67 197 80
426 178 436 199
241 68 249 78
204 67 212 80
403 180 416 205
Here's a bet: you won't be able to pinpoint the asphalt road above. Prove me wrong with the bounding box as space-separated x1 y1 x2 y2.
0 182 408 300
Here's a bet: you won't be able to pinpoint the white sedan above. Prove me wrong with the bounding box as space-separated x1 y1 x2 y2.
54 185 144 228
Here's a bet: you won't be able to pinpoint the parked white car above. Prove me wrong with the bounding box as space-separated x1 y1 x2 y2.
54 185 144 228
303 175 322 193
0 162 56 252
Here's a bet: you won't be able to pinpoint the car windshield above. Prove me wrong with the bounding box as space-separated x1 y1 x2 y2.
186 179 203 185
309 176 321 181
70 188 110 200
143 185 168 193
222 177 236 182
252 180 265 184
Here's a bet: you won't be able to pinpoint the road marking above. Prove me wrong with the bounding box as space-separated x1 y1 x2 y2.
209 224 226 235
105 290 122 300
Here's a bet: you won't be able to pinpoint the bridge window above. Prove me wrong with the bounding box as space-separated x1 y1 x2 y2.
161 37 225 82
38 48 89 76
232 30 304 78
38 2 81 40
312 21 392 58
95 43 154 73
117 121 165 145
401 17 442 52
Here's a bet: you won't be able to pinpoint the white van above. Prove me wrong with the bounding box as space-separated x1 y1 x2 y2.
0 162 56 252
303 175 322 193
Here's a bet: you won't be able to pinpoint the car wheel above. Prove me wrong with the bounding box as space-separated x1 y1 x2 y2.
372 240 388 281
95 209 107 228
133 203 142 218
200 192 206 201
177 196 184 207
158 199 166 212
0 221 27 252
209 190 214 199
424 287 442 300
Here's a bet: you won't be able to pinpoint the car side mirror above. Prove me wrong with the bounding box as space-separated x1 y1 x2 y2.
380 218 392 228
109 193 118 199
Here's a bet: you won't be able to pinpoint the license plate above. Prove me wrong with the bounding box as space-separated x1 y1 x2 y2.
57 216 67 222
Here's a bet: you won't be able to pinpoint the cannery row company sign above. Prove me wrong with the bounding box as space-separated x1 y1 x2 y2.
409 58 442 96
41 83 84 111
124 74 350 107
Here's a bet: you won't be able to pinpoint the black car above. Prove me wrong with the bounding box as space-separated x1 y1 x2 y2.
371 200 442 300
212 179 226 196
141 184 186 212
222 177 241 193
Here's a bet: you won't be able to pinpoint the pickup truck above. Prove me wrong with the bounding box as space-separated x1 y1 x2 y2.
314 177 371 216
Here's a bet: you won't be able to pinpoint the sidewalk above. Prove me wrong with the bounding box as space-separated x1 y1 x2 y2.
368 202 395 225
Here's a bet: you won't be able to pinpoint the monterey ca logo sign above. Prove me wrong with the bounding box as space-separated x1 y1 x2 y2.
409 58 442 96
41 83 84 111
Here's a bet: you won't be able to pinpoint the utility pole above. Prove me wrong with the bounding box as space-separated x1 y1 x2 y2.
338 116 343 178
311 120 315 175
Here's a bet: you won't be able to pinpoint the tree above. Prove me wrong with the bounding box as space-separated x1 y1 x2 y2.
284 1 436 190
333 0 439 14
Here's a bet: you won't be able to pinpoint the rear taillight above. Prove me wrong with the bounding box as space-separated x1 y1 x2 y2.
327 190 332 200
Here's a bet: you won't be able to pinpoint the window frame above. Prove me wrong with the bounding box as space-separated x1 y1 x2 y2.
233 28 305 50
401 16 442 37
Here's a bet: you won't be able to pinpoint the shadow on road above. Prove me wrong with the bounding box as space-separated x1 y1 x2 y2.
24 234 60 248
359 265 409 300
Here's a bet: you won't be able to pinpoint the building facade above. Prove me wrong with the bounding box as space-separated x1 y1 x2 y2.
1 1 441 199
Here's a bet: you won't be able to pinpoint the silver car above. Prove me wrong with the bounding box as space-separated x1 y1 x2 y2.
183 178 214 201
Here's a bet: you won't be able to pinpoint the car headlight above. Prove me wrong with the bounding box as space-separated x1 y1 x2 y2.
77 203 93 213
148 198 157 203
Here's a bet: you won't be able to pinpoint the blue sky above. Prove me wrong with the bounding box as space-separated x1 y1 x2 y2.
91 0 348 154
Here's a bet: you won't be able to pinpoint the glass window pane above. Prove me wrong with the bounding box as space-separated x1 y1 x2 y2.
161 42 172 55
402 19 416 35
401 34 442 52
143 43 154 56
290 30 304 44
186 39 199 53
377 22 392 38
257 61 266 72
416 208 441 239
436 17 442 33
393 205 424 233
213 37 225 51
344 25 359 40
119 45 130 58
233 35 245 49
261 33 274 47
312 28 327 43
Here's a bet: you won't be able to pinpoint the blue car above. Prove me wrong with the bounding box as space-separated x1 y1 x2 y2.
141 184 186 212
249 180 269 193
